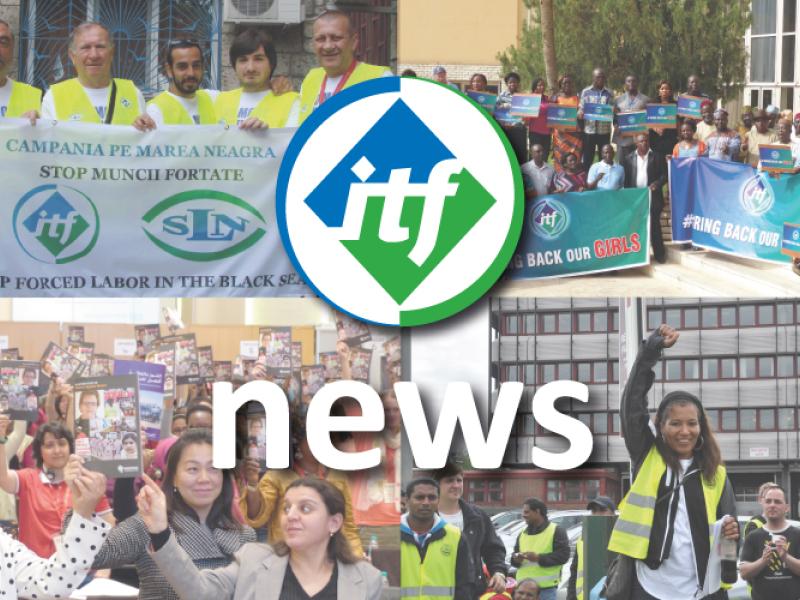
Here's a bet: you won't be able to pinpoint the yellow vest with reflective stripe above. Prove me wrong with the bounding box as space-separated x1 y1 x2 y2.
401 524 460 600
5 80 42 117
50 78 140 124
608 445 726 559
214 88 298 128
575 534 585 600
517 522 561 589
297 62 391 124
147 90 216 125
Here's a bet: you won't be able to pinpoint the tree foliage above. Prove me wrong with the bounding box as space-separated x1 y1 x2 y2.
499 0 751 101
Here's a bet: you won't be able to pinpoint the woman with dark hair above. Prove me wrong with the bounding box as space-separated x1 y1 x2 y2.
527 77 551 161
672 120 707 158
551 73 583 173
649 80 678 170
607 325 738 600
469 72 489 92
553 152 587 192
79 428 255 600
141 476 383 599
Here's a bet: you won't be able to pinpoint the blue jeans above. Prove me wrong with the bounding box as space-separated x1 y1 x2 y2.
538 587 557 600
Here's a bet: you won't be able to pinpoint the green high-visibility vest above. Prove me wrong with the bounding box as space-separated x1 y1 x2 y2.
608 445 726 559
517 522 561 589
214 88 298 128
147 90 216 125
401 524 460 600
5 80 42 117
50 78 141 124
297 62 391 124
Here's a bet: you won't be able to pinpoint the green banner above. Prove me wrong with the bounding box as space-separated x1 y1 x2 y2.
508 188 651 279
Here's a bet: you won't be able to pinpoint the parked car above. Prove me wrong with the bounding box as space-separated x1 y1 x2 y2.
490 510 521 532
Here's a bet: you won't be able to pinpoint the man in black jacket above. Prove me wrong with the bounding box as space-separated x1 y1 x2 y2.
623 133 668 264
435 462 508 599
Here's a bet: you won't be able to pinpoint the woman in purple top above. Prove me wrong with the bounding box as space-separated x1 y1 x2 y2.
554 152 587 192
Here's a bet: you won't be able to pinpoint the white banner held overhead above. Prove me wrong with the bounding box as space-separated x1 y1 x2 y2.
0 121 309 297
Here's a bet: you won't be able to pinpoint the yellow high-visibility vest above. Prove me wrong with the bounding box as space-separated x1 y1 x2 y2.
297 62 391 124
147 90 216 125
4 80 42 117
516 522 561 589
608 445 725 559
50 78 141 124
401 524 460 600
214 88 298 128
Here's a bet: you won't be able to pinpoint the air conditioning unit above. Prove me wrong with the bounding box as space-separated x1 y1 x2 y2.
223 0 305 23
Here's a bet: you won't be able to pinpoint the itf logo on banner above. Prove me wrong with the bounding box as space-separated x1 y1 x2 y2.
277 77 523 326
531 198 570 240
12 184 99 264
740 173 775 216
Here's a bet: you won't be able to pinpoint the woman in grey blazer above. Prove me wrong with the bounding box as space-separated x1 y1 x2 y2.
140 475 384 600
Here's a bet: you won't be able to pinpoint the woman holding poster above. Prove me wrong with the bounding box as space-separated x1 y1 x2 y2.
608 325 738 600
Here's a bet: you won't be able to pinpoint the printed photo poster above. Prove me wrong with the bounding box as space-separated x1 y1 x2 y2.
0 361 41 420
71 375 141 478
246 413 267 466
213 361 232 382
197 346 214 381
232 356 246 381
0 349 19 360
291 342 302 372
159 334 200 384
259 327 292 377
335 312 371 346
146 342 176 399
300 365 325 402
40 342 85 381
135 325 161 354
114 360 166 443
319 352 342 380
67 341 95 367
242 359 256 380
89 354 115 377
350 348 372 381
67 326 85 343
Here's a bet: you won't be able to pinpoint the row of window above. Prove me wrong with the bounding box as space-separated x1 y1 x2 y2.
498 302 800 337
517 406 799 436
546 479 600 503
647 303 800 331
499 354 800 385
464 479 503 504
500 361 620 385
501 310 619 335
654 354 799 381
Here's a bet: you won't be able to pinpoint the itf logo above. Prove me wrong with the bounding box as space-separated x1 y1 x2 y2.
531 198 570 240
277 77 523 326
12 184 99 264
740 173 775 216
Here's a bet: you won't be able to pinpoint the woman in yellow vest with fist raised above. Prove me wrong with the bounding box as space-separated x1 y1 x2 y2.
608 324 739 600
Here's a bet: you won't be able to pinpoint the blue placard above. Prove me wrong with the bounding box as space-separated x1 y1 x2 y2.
509 93 542 117
546 105 578 130
583 102 613 123
759 144 794 172
646 103 677 128
617 111 647 135
493 106 523 126
466 90 497 111
782 223 800 257
677 94 704 119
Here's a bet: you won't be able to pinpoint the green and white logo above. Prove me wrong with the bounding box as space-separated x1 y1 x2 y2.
142 190 266 261
277 77 523 326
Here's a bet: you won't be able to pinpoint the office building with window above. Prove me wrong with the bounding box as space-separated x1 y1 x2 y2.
485 297 800 517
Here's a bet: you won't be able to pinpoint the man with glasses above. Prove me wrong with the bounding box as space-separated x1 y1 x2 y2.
214 27 297 130
146 39 217 126
0 19 41 122
297 10 391 125
41 22 153 130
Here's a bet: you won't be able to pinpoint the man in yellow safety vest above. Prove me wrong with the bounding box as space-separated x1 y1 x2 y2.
297 10 392 125
146 39 217 126
400 478 473 599
510 498 569 600
0 19 41 123
41 22 154 130
214 28 298 130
